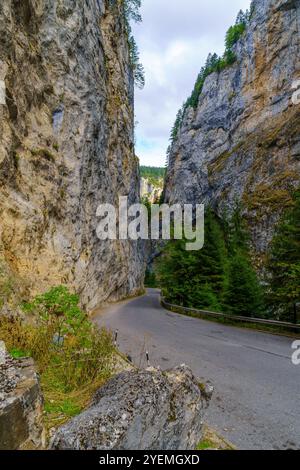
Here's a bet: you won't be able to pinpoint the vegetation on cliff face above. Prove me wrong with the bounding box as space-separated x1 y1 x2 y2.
0 287 115 430
168 4 254 150
123 0 145 88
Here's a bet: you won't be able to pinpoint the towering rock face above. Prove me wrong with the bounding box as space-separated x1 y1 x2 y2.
0 0 145 311
165 0 300 258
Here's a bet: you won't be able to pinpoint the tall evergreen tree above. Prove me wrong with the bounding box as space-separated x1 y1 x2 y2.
222 206 264 317
123 0 145 88
267 189 300 321
223 253 264 317
156 209 226 311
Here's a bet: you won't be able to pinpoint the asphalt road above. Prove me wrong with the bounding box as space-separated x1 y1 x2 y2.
94 289 300 450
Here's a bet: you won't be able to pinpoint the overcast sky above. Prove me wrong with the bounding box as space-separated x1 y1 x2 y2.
133 0 251 167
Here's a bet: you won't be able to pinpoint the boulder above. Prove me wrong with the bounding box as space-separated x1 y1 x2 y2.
51 365 213 450
0 342 44 450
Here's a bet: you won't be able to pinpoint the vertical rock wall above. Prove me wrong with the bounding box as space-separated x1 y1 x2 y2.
165 0 300 259
0 0 145 311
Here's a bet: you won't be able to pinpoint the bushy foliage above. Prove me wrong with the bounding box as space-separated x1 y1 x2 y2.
122 0 145 88
144 269 157 288
266 189 300 321
22 286 88 338
0 286 115 430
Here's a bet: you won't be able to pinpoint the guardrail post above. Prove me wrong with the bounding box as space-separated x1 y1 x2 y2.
294 303 300 325
114 330 118 347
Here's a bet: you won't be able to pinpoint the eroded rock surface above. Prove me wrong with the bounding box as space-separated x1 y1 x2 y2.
165 0 300 259
0 0 145 311
0 341 44 450
51 365 213 450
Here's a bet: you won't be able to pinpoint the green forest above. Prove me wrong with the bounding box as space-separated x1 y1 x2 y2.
140 166 165 187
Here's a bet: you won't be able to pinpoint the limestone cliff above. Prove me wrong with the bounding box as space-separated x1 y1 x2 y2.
165 0 300 259
0 0 145 311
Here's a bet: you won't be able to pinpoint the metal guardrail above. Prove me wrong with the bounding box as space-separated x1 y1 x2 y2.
161 297 300 332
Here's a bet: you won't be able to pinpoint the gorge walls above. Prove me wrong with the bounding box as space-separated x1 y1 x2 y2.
0 0 145 311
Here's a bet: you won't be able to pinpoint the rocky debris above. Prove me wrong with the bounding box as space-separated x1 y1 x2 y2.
0 342 44 450
165 0 300 259
0 0 145 311
51 365 213 450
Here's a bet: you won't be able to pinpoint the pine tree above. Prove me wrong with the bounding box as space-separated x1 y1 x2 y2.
156 209 226 311
267 189 300 321
122 0 145 89
223 253 264 317
170 107 184 143
222 206 264 317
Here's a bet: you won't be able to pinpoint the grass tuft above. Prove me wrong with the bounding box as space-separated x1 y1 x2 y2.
0 286 116 437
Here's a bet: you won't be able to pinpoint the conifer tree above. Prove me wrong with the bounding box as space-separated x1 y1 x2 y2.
222 206 264 317
223 253 263 317
267 189 300 321
156 209 226 311
123 0 145 88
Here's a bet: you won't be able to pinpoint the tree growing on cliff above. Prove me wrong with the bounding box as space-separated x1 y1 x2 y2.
122 0 145 88
173 5 251 124
266 189 300 321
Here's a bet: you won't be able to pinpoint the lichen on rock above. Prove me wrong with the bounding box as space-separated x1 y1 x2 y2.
51 365 213 450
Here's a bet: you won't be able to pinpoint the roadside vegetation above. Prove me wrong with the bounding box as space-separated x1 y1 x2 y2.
154 189 300 323
267 188 300 321
196 425 235 451
0 286 115 431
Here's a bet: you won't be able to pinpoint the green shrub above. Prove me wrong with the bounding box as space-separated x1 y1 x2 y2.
0 286 115 432
225 22 246 50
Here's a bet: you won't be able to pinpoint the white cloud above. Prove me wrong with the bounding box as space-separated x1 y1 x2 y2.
133 0 252 167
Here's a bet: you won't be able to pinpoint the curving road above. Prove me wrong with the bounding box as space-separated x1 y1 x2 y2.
94 289 300 450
